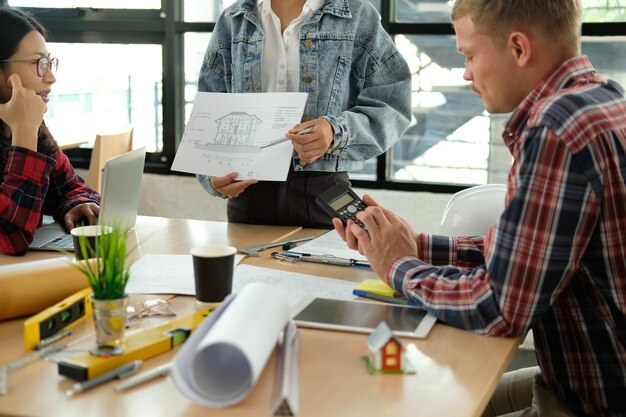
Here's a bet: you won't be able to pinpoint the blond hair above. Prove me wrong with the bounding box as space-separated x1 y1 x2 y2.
451 0 581 53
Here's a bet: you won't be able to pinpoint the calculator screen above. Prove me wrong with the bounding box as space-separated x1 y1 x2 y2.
330 194 354 210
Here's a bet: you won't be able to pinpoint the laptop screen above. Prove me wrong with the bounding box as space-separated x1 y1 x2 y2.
29 147 146 251
98 146 146 231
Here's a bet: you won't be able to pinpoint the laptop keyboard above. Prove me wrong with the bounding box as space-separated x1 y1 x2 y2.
40 233 74 250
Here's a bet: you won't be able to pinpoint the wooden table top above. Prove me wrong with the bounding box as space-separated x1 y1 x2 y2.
0 216 519 417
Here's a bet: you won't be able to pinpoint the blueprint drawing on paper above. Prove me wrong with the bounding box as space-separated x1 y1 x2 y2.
171 92 308 181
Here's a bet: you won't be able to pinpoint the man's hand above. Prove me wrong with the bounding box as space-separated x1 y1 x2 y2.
332 194 418 285
0 74 45 151
211 172 258 198
64 202 100 231
287 118 334 164
332 194 378 250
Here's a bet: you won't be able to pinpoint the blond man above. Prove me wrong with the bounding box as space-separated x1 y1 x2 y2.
333 1 626 416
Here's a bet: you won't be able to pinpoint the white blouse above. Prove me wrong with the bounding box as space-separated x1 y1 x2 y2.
257 0 324 92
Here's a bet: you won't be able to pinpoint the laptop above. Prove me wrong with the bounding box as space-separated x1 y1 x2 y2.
30 147 146 251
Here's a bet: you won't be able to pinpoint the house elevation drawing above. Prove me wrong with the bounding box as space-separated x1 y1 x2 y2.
172 92 308 181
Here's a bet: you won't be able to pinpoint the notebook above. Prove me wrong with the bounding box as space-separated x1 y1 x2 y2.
29 147 146 251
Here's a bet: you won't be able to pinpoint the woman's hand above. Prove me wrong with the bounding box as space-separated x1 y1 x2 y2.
0 74 45 151
287 118 334 164
211 172 258 198
64 202 100 231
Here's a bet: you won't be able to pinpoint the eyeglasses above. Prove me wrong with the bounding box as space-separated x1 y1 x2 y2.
0 56 58 77
126 299 176 321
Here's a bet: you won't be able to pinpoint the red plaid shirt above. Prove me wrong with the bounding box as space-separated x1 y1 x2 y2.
390 56 626 416
0 146 100 255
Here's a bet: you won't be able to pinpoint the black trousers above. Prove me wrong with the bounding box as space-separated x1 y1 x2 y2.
227 168 350 229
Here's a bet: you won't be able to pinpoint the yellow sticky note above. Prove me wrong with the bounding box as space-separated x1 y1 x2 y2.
353 279 396 297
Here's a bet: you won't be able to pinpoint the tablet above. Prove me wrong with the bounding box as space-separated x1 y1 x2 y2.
290 297 437 339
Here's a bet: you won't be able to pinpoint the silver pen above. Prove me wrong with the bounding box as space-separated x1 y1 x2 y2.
0 344 66 395
114 362 172 392
65 360 143 397
36 329 73 350
300 253 354 266
260 126 315 149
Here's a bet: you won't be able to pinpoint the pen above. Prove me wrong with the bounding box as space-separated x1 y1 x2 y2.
36 329 72 350
300 253 354 266
5 343 65 373
260 126 315 149
271 251 299 263
114 362 172 392
65 360 143 397
0 344 66 395
353 290 419 306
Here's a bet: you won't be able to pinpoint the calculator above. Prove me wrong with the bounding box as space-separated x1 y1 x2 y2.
315 184 367 229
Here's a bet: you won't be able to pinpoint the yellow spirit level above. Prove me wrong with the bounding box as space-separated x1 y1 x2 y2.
23 287 93 351
58 306 214 381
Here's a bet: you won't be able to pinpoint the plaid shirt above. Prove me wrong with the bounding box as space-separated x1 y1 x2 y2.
390 56 626 417
0 146 100 255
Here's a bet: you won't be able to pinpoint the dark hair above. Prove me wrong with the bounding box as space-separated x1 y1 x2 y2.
0 8 56 180
0 7 47 64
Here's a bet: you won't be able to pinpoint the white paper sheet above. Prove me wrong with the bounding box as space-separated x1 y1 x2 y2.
126 254 244 295
170 282 289 407
289 229 368 263
171 92 308 181
126 256 357 307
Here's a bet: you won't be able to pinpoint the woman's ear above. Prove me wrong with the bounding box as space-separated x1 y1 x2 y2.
508 31 532 67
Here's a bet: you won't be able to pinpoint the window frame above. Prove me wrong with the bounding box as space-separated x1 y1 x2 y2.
8 0 626 194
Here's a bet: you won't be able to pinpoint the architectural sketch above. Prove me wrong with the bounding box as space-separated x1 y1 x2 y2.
214 112 262 146
190 111 264 153
171 91 308 181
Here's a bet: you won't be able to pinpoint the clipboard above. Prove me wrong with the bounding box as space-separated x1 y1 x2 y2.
277 229 370 268
272 251 370 269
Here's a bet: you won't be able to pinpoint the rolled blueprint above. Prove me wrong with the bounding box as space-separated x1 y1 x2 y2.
170 282 290 407
0 258 89 320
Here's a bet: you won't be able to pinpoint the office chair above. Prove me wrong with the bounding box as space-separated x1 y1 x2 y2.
86 128 134 193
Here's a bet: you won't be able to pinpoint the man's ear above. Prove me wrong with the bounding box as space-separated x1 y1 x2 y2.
508 31 532 67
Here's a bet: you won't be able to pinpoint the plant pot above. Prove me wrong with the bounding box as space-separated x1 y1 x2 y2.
89 294 129 356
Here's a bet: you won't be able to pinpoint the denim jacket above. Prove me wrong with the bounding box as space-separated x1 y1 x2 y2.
197 0 412 195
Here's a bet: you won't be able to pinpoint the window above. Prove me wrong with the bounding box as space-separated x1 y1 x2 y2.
45 43 162 152
385 342 398 355
9 0 159 8
380 0 626 192
7 0 626 192
385 357 398 367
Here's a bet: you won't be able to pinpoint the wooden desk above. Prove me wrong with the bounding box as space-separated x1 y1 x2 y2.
0 217 519 417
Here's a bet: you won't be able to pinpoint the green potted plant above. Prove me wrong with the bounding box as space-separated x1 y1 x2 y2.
72 224 132 356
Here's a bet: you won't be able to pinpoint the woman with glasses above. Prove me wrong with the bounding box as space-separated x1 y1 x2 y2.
0 7 100 255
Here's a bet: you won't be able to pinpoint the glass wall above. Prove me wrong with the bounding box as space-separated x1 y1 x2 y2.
9 0 159 8
44 43 162 152
381 0 626 189
6 0 626 191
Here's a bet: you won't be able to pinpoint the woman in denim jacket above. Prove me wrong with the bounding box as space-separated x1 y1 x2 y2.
197 0 412 227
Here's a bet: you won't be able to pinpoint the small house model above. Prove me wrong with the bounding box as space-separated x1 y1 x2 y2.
367 321 403 372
